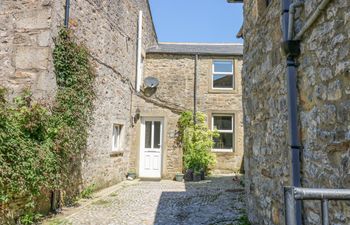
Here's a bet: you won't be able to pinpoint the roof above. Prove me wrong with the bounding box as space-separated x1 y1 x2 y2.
147 42 243 56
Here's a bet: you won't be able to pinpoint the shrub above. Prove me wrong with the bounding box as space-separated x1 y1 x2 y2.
0 27 96 222
0 89 59 221
178 111 218 173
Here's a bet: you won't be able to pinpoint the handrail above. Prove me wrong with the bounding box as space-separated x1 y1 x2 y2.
284 186 350 225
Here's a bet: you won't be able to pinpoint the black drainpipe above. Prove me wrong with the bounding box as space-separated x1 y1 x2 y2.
281 0 302 224
64 0 71 28
193 54 198 125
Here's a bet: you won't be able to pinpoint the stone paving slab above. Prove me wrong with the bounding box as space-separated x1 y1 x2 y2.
43 175 246 225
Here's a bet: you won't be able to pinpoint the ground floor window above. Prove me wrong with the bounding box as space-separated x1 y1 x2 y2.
112 124 123 151
211 114 234 152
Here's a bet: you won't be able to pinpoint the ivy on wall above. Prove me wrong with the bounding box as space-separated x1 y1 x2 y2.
0 27 96 223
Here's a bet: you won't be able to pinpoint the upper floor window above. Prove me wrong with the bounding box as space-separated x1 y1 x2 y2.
212 114 234 152
112 124 123 151
212 60 234 90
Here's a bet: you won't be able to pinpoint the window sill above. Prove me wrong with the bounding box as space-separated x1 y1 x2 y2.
209 89 237 94
110 151 124 157
211 149 234 153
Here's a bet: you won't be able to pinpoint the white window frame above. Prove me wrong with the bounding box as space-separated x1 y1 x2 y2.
212 60 234 90
112 124 122 152
211 114 234 152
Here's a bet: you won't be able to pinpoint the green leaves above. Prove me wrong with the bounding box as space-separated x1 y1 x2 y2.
0 27 96 223
0 90 57 207
178 111 217 173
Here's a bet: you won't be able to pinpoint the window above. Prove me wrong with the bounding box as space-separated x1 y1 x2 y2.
212 115 234 152
112 124 122 151
144 120 161 149
212 60 234 89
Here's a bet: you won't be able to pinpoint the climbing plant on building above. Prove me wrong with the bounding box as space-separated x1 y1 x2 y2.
52 27 96 196
0 27 96 224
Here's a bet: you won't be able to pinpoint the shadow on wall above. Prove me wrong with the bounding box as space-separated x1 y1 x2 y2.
153 176 246 225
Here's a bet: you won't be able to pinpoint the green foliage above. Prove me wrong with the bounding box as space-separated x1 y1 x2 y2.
52 27 95 189
178 111 218 172
0 27 95 222
237 215 251 225
18 212 42 225
80 184 96 199
0 89 59 210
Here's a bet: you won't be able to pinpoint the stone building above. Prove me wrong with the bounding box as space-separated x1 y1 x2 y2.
130 43 244 179
1 0 244 217
1 0 157 192
228 0 350 224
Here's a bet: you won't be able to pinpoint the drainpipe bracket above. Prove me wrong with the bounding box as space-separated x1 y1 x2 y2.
282 40 301 57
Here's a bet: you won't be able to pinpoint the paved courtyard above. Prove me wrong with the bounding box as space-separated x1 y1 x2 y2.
44 175 246 225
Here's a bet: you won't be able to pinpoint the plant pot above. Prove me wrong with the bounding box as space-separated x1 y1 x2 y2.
200 170 205 180
193 173 202 182
175 173 184 182
127 172 136 179
184 169 193 181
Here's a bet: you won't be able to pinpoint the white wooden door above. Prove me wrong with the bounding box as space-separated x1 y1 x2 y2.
139 118 163 178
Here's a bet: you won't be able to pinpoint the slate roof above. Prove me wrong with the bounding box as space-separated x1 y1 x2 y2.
147 42 243 56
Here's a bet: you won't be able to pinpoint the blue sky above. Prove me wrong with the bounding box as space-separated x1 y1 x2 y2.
149 0 243 43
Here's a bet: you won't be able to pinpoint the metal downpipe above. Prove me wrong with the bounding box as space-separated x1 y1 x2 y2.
286 56 302 225
282 0 302 224
194 54 198 124
64 0 71 28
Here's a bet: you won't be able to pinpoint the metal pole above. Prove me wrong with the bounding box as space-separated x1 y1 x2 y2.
321 199 329 225
294 187 350 200
136 11 143 92
285 187 297 225
193 54 198 125
64 0 71 28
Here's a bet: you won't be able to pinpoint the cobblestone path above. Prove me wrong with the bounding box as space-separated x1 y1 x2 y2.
44 175 246 225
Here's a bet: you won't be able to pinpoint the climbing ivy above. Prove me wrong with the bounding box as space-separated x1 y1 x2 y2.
51 27 95 191
0 27 95 223
177 111 218 173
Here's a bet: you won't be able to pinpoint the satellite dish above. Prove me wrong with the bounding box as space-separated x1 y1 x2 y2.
144 77 159 88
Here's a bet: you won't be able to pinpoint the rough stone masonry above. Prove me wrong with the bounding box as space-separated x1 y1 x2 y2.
0 0 157 216
1 0 245 219
240 0 350 224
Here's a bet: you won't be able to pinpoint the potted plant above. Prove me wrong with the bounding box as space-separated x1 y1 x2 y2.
193 171 202 182
184 169 193 181
178 111 218 182
175 172 184 182
127 169 137 179
200 168 205 180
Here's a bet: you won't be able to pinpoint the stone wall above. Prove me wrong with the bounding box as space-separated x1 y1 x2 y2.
241 0 350 224
59 0 157 189
130 53 244 178
1 0 157 190
0 0 57 100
